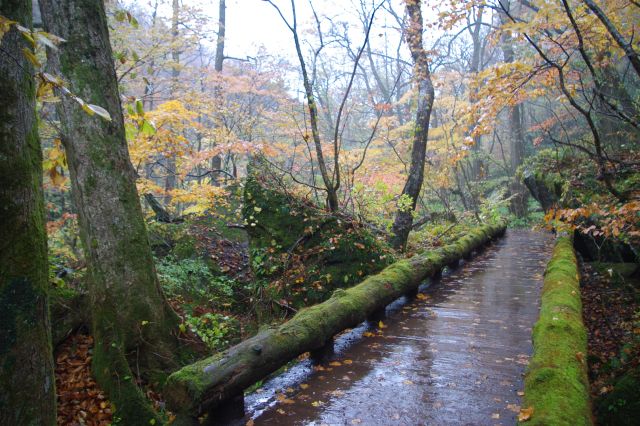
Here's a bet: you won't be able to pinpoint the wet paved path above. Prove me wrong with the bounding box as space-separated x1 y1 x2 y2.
242 230 553 426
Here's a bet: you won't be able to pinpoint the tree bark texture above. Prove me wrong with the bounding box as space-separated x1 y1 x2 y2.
39 0 180 422
0 1 56 424
499 3 528 217
164 222 506 419
390 0 435 250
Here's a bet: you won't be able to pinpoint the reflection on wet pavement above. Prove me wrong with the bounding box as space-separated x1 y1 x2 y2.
242 230 553 426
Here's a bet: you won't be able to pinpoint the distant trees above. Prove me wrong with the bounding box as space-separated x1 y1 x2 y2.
39 0 181 422
492 0 639 201
0 0 56 424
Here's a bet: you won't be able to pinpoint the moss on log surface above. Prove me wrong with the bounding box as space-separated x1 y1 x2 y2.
164 221 506 418
521 233 593 425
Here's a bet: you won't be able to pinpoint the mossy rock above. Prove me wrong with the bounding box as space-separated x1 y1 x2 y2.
243 175 394 308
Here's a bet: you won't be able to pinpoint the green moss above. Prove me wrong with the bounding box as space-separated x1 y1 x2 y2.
92 334 162 425
163 221 507 417
243 174 394 308
521 235 592 425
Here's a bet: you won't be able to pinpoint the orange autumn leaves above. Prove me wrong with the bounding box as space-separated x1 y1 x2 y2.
55 335 112 426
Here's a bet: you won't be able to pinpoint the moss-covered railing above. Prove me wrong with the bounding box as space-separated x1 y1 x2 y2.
164 221 506 420
521 233 592 425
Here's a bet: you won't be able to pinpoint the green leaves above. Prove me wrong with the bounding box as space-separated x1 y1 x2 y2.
114 9 139 29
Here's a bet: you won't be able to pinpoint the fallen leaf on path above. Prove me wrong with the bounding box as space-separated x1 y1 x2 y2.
507 403 520 413
518 406 534 422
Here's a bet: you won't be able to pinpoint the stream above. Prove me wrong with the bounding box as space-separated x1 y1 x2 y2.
237 230 553 426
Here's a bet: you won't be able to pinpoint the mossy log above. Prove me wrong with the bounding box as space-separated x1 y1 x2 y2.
521 233 593 425
164 221 506 419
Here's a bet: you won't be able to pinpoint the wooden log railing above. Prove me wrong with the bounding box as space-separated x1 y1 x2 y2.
164 221 506 420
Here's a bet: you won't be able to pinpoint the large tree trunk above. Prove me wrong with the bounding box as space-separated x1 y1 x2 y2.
164 222 506 421
0 1 56 423
39 0 181 423
390 0 435 250
499 2 528 217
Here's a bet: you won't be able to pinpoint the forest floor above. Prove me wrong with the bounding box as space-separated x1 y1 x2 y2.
55 334 113 426
582 261 640 423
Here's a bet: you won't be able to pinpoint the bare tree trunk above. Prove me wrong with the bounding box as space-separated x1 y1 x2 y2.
0 1 56 423
390 0 435 250
39 0 181 422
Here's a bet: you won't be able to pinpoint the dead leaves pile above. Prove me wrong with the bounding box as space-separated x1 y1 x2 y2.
581 262 640 398
55 334 113 425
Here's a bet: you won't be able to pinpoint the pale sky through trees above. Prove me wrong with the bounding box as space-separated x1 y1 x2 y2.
145 0 411 63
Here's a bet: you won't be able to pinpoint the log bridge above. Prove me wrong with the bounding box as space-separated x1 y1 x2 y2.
164 221 507 423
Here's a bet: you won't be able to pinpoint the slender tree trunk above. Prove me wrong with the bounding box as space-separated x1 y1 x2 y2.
39 0 180 423
211 0 225 185
266 0 339 211
390 0 435 250
468 5 485 180
294 34 339 211
215 0 225 72
0 1 56 423
164 0 180 203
